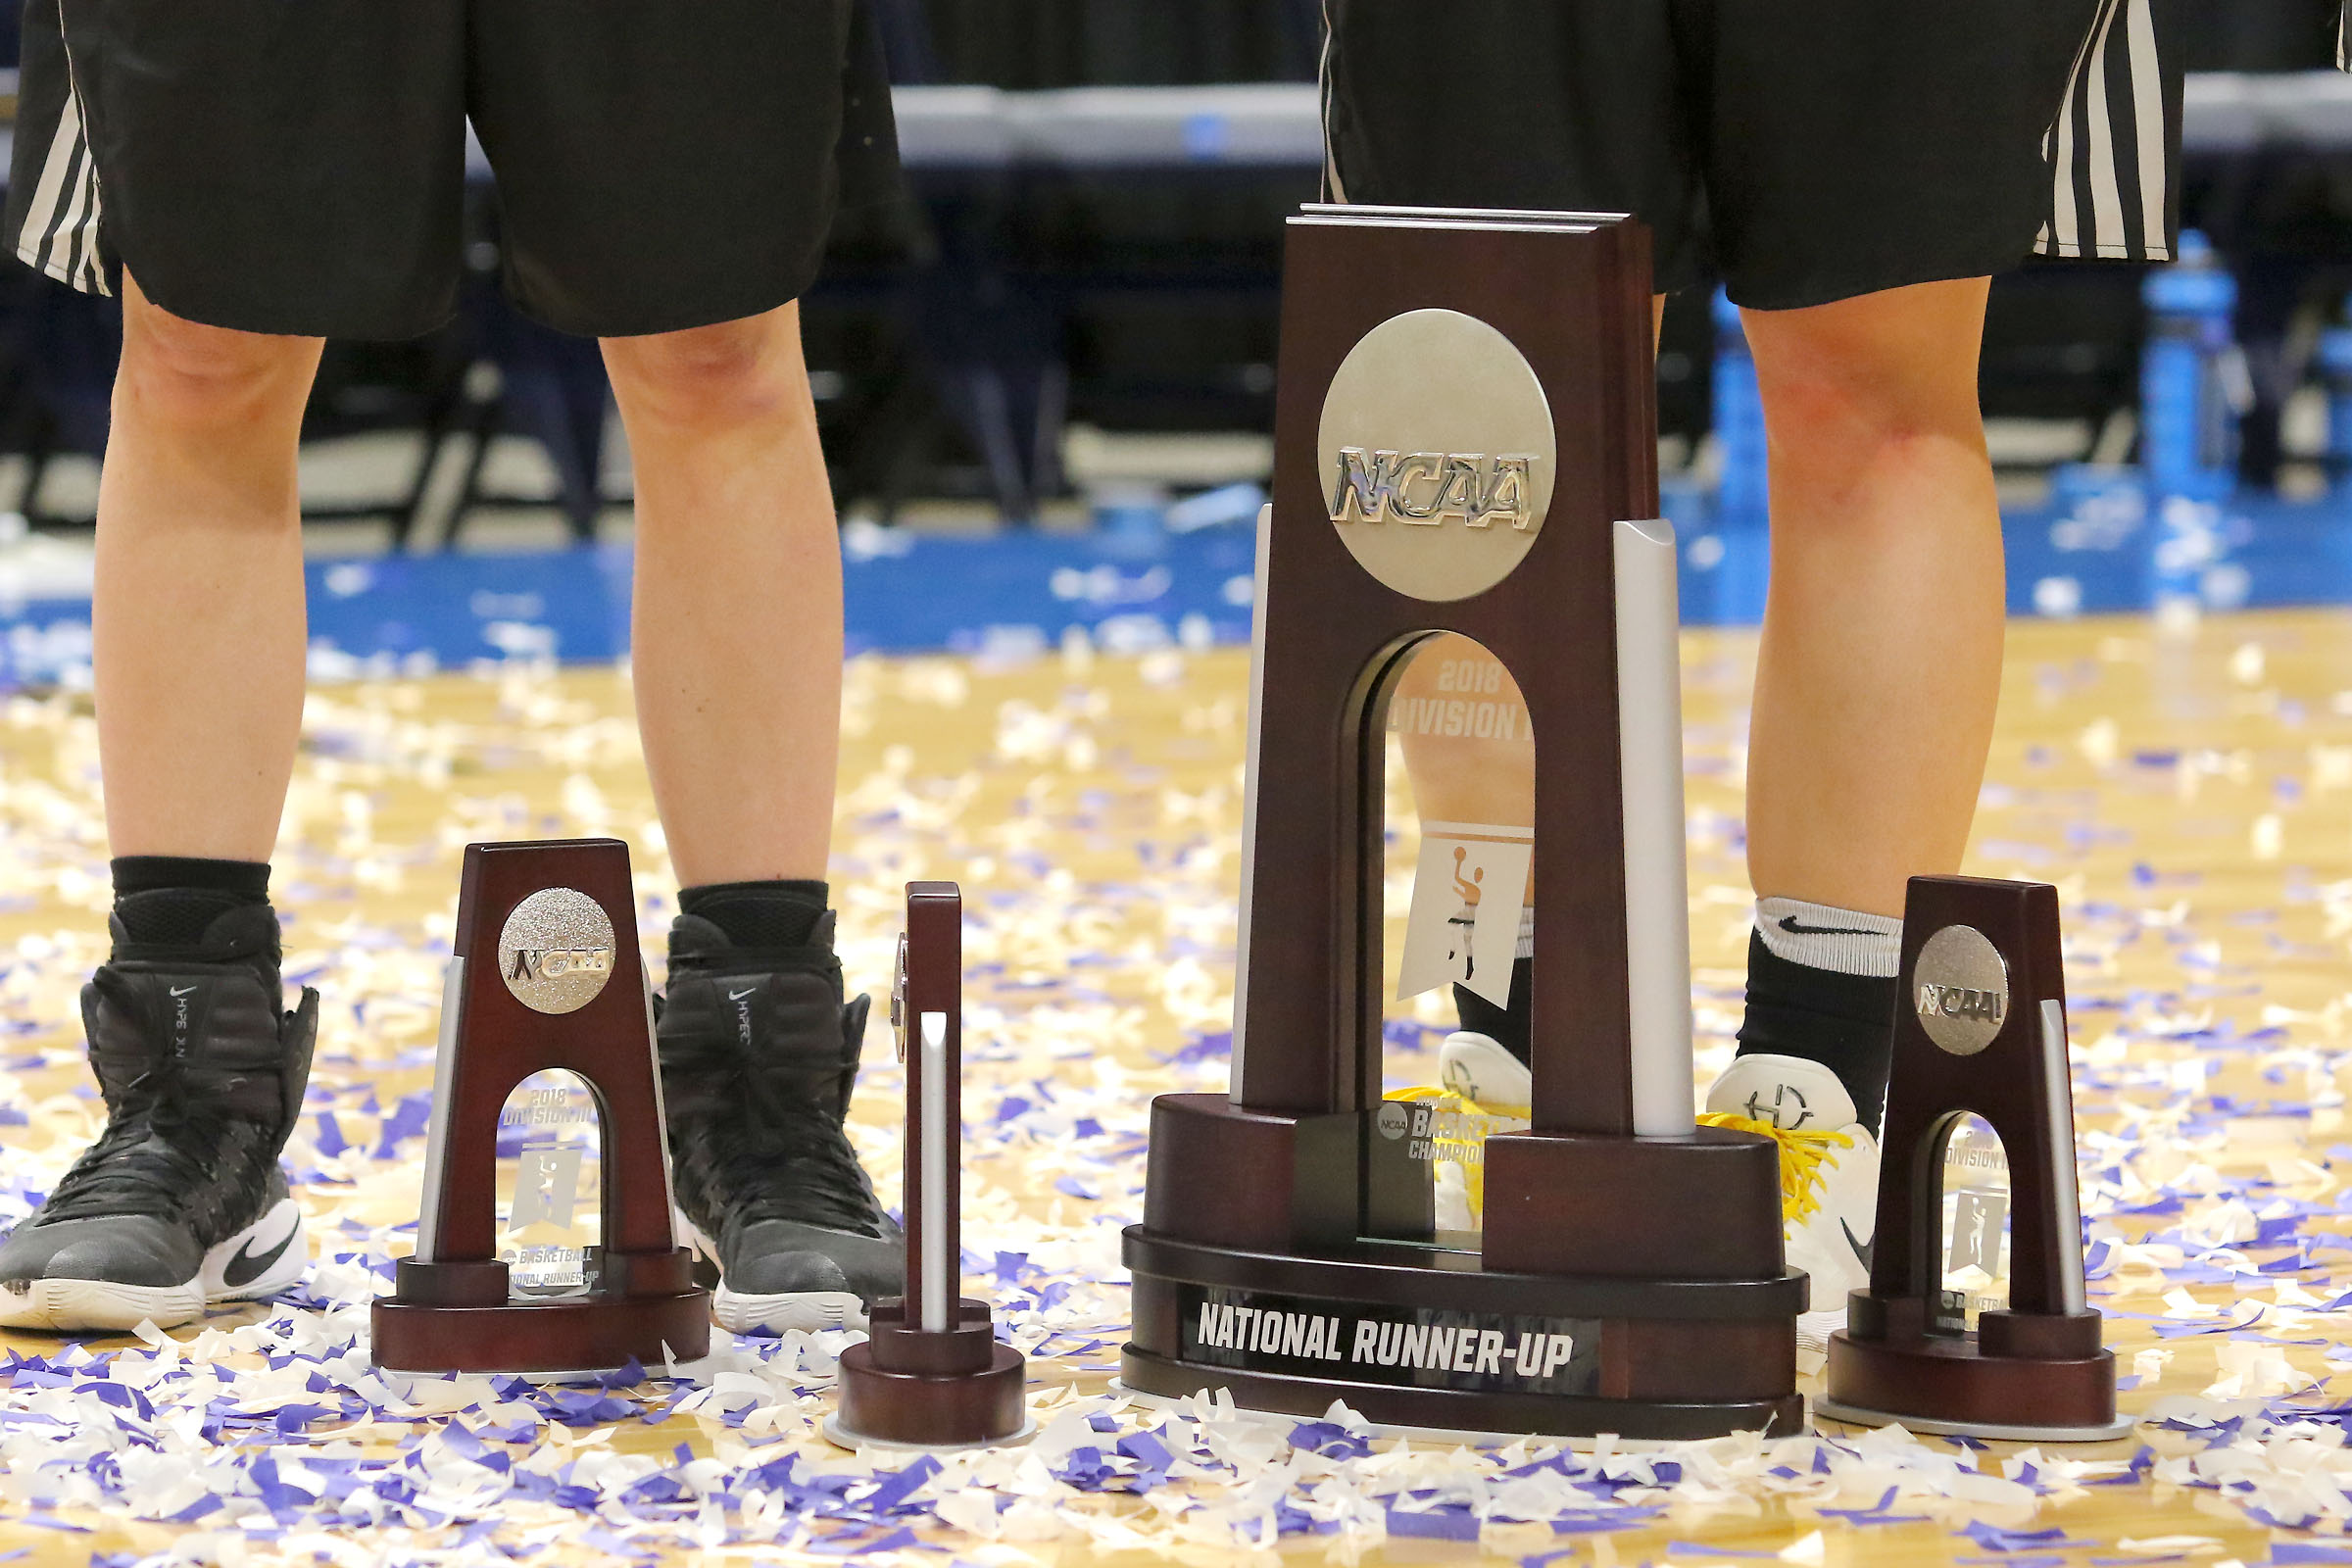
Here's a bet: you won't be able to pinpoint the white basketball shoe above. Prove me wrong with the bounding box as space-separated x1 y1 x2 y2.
1700 1054 1879 1370
1438 1031 1531 1111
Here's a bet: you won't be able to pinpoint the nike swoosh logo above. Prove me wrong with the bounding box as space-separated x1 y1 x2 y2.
220 1218 301 1290
168 986 198 998
1778 916 1880 938
727 988 757 1002
1841 1219 1874 1272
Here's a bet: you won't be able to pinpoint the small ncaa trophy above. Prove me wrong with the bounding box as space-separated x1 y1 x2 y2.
828 882 1030 1450
371 840 710 1375
1121 206 1803 1440
1820 876 2131 1440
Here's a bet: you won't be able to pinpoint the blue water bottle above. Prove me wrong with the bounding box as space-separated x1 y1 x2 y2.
2318 322 2352 495
2139 231 2240 611
2139 230 2238 506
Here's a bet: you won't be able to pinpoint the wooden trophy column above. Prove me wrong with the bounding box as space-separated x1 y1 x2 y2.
372 839 709 1375
829 882 1030 1450
1820 875 2131 1441
1123 207 1802 1440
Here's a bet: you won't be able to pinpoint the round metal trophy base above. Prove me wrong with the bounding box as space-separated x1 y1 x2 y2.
1812 1395 2136 1444
821 1413 1038 1455
1121 1349 1804 1443
479 1358 720 1388
1123 1229 1807 1443
1825 1327 2128 1443
371 1252 711 1375
831 1340 1031 1450
1109 1381 1732 1452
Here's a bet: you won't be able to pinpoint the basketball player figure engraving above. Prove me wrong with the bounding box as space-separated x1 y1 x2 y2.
1445 850 1486 988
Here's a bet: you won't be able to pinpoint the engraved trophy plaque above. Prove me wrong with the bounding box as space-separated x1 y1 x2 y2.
1121 207 1803 1440
828 881 1031 1450
497 1069 604 1298
372 839 710 1375
1819 875 2131 1441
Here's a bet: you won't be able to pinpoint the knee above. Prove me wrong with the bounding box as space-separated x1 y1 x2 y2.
1745 283 1989 460
602 307 809 430
116 303 316 436
1756 346 1982 462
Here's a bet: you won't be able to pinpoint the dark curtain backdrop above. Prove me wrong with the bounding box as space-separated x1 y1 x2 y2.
900 0 2336 86
2180 0 2339 70
911 0 1320 85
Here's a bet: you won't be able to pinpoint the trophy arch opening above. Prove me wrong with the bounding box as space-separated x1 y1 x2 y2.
494 1068 609 1299
1928 1109 2012 1334
1358 631 1536 1251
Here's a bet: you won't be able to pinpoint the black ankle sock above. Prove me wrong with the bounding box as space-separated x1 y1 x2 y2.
1736 931 1896 1138
110 856 271 951
1452 956 1533 1063
678 879 831 952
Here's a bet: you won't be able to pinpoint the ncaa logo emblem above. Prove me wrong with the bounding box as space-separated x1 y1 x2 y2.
1911 924 2011 1056
1317 309 1557 603
1328 449 1537 532
1376 1102 1410 1141
498 887 618 1016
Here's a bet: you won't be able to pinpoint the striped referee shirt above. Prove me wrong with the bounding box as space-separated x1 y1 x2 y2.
2040 0 2352 264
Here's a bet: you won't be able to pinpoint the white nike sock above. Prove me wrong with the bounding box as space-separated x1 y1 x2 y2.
1753 897 1900 979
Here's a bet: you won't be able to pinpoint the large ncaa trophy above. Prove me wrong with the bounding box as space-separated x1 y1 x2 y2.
372 840 710 1375
1821 876 2130 1440
828 882 1031 1450
1122 207 1804 1439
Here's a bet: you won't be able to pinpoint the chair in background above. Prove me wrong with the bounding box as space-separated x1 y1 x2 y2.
0 271 117 525
404 191 616 551
815 0 1062 524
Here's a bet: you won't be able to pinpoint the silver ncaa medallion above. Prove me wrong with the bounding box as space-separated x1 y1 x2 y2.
1911 925 2011 1056
497 888 617 1016
1317 309 1556 603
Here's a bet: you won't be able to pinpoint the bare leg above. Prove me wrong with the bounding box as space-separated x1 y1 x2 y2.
1741 278 2003 918
96 274 320 859
0 276 320 1336
1391 635 1534 830
603 302 839 887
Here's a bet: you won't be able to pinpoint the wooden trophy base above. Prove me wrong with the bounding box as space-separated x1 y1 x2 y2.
1121 1097 1805 1442
1821 1295 2132 1442
371 1250 710 1376
827 1298 1033 1451
1124 1233 1802 1441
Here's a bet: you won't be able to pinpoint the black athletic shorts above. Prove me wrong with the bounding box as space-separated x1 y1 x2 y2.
6 0 902 340
1321 0 2189 310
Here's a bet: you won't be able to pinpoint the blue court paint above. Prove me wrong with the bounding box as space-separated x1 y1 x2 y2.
0 486 2345 686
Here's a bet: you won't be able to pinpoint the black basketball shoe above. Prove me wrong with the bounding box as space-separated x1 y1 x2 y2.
0 904 318 1331
659 910 902 1334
